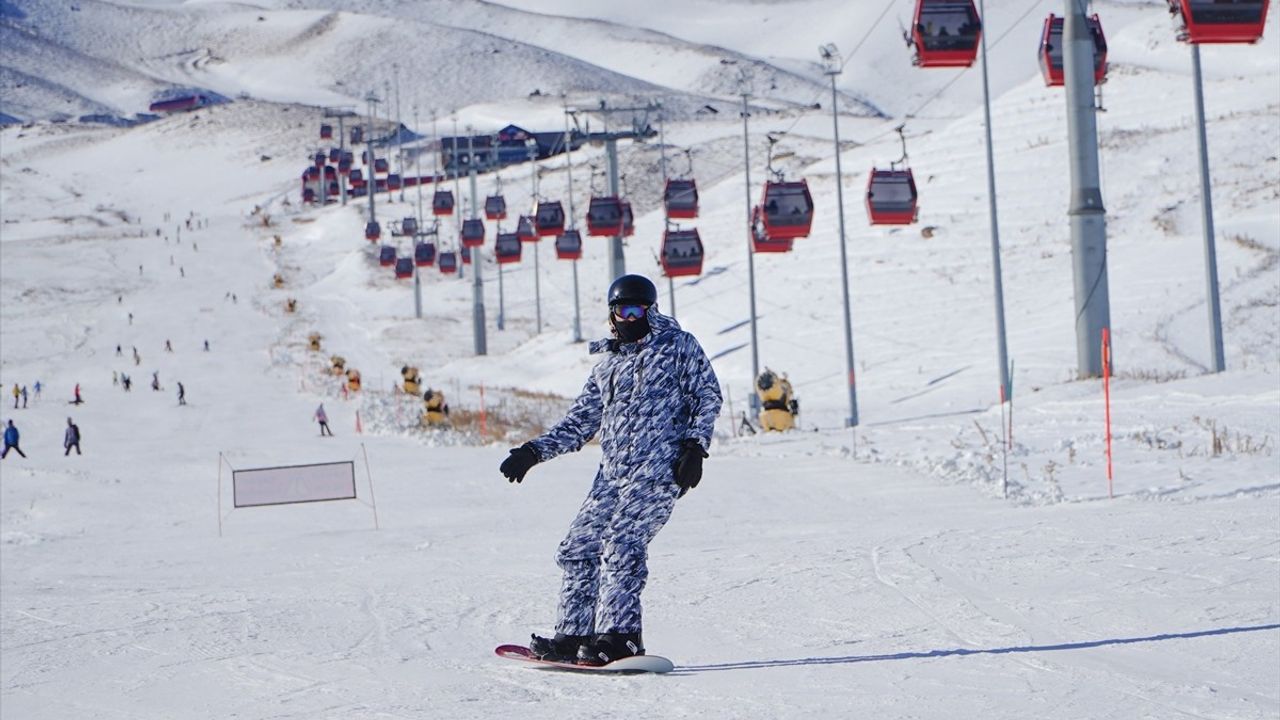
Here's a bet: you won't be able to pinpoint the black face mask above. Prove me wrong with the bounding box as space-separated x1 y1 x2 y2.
611 313 651 343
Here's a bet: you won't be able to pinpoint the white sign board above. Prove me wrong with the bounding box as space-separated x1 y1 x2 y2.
232 461 357 508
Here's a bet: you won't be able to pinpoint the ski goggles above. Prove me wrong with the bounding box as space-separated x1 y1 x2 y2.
611 303 649 321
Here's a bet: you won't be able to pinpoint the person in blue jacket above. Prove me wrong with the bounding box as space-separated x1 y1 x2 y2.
500 274 722 666
2 419 25 459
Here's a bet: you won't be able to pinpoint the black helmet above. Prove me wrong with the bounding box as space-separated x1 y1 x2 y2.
607 274 657 307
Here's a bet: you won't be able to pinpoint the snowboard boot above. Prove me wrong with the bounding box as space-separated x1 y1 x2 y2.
528 632 589 662
575 632 644 666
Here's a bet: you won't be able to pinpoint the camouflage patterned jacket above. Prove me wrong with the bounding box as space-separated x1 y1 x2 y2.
530 309 722 476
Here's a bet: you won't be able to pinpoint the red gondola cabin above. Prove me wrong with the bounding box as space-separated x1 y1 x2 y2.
460 218 486 248
534 201 566 237
432 190 455 216
394 257 414 279
379 245 396 266
866 169 919 225
495 232 522 264
365 221 381 241
660 229 704 277
759 180 814 240
516 215 538 243
439 251 458 274
586 196 624 237
1039 14 1108 87
1169 0 1269 43
320 124 333 140
663 179 699 219
485 195 508 221
911 0 982 68
555 229 583 260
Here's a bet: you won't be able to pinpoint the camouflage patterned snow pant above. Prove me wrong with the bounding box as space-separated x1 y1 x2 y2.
554 466 680 635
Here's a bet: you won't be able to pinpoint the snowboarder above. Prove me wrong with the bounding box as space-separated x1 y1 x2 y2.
498 274 722 666
71 384 83 405
2 420 25 459
63 418 81 456
315 403 334 436
177 382 186 406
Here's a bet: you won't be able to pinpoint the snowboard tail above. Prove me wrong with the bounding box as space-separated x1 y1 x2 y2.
494 644 674 674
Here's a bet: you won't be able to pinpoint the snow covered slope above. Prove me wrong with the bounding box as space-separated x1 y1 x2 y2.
1 0 1277 718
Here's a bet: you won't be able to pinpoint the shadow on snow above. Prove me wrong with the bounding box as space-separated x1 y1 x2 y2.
672 623 1280 674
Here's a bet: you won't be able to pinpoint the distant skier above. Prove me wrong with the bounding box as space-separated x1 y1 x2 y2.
63 418 81 456
151 373 161 392
10 384 18 409
164 339 173 353
498 275 722 666
122 375 132 392
20 386 27 409
116 344 123 356
203 340 210 352
2 420 25 459
71 384 83 405
177 382 186 406
33 381 41 400
315 403 334 436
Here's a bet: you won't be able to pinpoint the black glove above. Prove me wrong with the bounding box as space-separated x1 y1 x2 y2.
500 443 539 483
673 439 708 498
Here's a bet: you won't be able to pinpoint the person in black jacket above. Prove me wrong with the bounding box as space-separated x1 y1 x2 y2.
64 418 81 456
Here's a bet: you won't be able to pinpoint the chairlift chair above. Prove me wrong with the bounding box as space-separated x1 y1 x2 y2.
750 207 795 253
865 169 919 225
394 257 414 279
516 215 538 243
555 229 583 260
534 200 566 237
495 232 523 264
460 218 486 248
1168 0 1270 43
586 196 624 237
1039 14 1108 87
911 0 982 68
432 190 455 216
660 229 704 277
414 241 437 267
759 180 815 240
485 195 508 221
438 251 458 274
378 245 396 266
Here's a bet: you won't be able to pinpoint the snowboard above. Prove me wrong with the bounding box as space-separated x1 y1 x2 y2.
494 644 674 674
